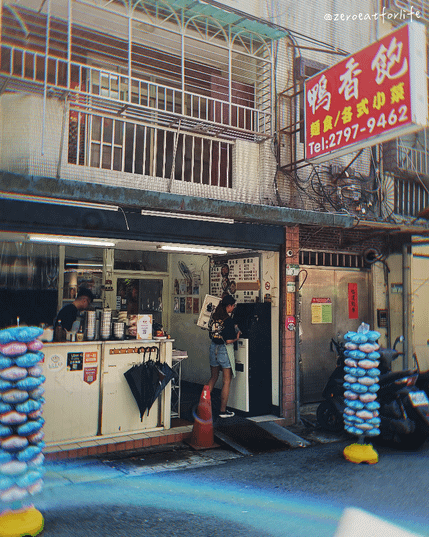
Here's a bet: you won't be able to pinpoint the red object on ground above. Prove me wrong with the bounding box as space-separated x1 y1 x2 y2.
186 385 219 450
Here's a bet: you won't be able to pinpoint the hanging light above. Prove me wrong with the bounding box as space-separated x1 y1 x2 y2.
28 235 116 247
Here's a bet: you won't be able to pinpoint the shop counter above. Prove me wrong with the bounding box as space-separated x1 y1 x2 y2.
100 339 173 435
41 341 102 443
41 339 173 443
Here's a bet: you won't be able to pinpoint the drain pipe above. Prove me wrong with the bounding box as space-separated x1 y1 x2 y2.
295 274 301 424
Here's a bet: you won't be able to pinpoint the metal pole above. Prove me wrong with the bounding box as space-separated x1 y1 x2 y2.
41 0 51 156
294 275 301 424
403 243 412 370
67 0 71 88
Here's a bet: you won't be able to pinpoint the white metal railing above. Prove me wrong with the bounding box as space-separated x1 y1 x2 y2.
0 43 271 139
397 141 429 177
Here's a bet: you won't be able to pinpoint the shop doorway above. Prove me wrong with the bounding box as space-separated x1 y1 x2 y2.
115 274 168 329
299 266 371 403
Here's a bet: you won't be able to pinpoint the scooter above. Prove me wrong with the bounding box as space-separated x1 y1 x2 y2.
317 336 429 449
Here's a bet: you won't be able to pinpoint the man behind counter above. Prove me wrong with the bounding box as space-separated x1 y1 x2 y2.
53 287 94 332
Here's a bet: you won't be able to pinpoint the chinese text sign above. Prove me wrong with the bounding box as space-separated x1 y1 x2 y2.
304 22 427 163
348 283 359 319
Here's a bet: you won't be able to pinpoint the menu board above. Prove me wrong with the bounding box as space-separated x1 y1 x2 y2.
210 256 260 303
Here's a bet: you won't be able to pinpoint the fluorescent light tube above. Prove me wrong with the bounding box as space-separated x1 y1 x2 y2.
1 192 119 212
141 209 234 224
28 235 116 247
159 245 228 255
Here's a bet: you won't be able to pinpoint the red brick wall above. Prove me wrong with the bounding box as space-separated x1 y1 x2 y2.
281 225 299 424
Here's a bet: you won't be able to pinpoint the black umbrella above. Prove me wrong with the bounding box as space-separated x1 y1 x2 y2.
124 361 148 419
145 347 178 415
124 347 156 419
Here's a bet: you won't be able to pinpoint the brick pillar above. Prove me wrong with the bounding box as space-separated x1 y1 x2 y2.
281 225 300 424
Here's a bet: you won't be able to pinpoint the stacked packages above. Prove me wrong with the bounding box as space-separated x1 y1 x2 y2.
343 326 381 437
0 326 45 509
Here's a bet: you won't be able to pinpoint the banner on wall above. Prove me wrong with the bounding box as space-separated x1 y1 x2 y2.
348 283 359 319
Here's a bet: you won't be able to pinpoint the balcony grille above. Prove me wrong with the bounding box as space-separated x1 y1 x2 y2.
299 250 367 268
394 178 429 217
68 110 233 187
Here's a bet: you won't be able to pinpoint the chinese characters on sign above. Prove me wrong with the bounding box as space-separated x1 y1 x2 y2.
348 283 359 319
311 298 333 324
304 23 427 163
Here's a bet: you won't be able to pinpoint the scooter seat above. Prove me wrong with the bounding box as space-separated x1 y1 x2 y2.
379 369 417 386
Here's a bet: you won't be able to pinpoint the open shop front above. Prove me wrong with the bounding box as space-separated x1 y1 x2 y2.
0 203 283 444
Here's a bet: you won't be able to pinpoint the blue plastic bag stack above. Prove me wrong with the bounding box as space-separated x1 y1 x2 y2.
0 326 45 512
343 323 381 438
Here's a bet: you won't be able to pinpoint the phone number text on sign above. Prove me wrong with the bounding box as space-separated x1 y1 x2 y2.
307 105 409 157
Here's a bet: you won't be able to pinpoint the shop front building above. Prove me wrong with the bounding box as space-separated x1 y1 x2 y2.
1 0 429 453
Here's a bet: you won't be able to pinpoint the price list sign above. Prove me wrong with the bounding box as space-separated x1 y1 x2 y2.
210 257 260 302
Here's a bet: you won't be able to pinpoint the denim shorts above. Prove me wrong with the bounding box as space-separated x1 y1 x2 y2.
209 341 231 369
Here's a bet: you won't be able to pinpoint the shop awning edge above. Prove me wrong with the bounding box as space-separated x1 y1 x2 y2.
0 171 356 229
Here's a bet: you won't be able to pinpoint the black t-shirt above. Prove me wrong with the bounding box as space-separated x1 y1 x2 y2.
209 314 236 345
54 303 79 332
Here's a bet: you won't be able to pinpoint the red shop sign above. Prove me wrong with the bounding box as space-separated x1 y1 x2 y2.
304 22 427 163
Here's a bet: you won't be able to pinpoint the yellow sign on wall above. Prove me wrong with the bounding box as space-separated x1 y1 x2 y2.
311 298 332 324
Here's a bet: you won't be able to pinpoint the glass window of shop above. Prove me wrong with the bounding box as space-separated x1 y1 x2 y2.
0 241 59 328
114 249 168 272
63 246 104 304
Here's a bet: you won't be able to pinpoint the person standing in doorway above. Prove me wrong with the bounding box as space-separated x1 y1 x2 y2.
207 294 241 418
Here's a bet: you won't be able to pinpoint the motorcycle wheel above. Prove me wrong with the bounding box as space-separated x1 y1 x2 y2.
316 400 343 432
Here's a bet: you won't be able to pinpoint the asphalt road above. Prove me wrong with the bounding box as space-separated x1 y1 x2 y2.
17 438 429 537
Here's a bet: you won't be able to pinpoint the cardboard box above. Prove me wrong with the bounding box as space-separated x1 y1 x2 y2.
197 295 221 330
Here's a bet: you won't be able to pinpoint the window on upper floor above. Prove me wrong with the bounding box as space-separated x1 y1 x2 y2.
68 112 233 187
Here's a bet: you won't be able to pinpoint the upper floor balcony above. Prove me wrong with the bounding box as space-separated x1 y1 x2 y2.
0 1 288 207
0 1 284 143
0 42 271 143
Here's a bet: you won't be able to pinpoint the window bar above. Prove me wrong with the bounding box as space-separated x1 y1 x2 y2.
87 113 93 168
54 58 59 86
99 118 104 169
162 130 167 178
152 128 157 177
31 52 36 82
132 123 136 174
217 141 221 187
209 139 213 186
199 138 203 184
181 133 185 182
75 111 81 166
110 120 114 171
191 136 195 184
143 125 148 176
121 121 126 173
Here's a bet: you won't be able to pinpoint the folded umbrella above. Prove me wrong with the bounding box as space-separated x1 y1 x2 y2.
124 362 148 419
146 348 178 414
